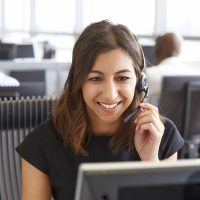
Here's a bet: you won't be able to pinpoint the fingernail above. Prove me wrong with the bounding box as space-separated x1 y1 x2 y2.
136 126 138 130
134 118 137 123
140 103 144 106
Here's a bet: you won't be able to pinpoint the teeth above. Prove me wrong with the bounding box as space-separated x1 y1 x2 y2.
100 102 118 109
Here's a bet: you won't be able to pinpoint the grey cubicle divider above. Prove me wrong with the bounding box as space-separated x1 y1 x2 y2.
0 96 57 200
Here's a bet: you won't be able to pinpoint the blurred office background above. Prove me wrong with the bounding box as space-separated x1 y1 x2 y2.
0 0 200 97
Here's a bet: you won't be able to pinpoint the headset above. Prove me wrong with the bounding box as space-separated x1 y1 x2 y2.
122 46 149 123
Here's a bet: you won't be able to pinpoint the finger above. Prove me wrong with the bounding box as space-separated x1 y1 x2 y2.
136 114 164 133
137 108 160 122
138 123 162 142
134 108 144 123
137 108 144 116
139 103 159 114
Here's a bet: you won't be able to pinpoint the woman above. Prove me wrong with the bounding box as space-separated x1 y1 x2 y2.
16 20 184 200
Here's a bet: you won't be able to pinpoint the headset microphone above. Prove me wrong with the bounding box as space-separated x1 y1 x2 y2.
122 46 149 123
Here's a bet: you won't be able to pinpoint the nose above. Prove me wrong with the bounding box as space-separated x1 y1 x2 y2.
101 80 118 101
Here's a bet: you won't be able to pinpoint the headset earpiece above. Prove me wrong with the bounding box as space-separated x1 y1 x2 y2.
122 45 149 123
136 71 148 93
136 46 148 94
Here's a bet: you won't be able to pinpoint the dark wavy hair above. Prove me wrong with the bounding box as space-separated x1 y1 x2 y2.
54 20 157 156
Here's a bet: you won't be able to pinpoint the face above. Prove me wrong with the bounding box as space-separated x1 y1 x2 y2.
82 48 137 125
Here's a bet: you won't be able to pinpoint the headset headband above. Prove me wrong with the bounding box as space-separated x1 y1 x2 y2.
140 46 145 72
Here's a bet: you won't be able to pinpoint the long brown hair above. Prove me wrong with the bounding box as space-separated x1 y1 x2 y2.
54 20 157 156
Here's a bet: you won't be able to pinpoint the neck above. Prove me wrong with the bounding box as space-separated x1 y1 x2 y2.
90 117 122 137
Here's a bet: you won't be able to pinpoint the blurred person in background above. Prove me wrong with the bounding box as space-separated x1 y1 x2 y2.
147 33 200 104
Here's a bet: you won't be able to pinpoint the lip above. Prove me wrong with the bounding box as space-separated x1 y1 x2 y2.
97 101 122 113
99 102 119 105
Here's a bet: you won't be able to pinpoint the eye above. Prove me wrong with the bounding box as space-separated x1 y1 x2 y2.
117 76 130 81
89 77 102 81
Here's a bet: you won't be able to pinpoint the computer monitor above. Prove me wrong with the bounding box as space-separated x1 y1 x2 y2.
15 44 34 58
0 43 16 60
75 159 200 200
142 45 156 67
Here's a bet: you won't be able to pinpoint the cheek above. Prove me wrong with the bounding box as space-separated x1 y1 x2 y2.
120 83 136 100
82 83 100 102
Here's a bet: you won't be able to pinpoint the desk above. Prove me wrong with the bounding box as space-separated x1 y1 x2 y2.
0 60 71 98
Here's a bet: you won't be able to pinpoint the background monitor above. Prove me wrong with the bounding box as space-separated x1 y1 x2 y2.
75 159 200 200
142 45 156 67
0 43 16 60
15 44 34 58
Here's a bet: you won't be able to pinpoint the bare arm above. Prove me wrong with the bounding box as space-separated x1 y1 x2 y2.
22 158 52 200
163 152 177 161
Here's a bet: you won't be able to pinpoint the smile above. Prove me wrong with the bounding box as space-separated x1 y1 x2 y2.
98 101 121 109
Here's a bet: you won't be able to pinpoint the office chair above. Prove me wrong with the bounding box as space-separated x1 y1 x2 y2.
0 96 57 200
158 76 200 159
179 80 200 158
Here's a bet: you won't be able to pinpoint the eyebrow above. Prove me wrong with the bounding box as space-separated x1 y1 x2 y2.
89 69 132 74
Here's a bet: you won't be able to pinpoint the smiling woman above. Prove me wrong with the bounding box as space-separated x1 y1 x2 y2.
15 20 184 200
54 21 147 156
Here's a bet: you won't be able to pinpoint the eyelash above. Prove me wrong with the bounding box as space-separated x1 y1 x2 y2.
117 76 130 81
88 76 130 82
89 77 102 81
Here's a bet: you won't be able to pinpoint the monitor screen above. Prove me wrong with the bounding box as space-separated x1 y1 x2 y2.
0 43 16 60
75 159 200 200
142 45 156 67
15 44 34 58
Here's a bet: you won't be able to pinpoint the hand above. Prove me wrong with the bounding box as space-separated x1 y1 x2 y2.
134 103 165 162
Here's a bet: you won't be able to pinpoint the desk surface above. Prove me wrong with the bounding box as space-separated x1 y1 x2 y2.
0 59 71 70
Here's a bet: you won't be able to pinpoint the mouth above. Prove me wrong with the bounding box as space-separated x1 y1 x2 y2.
97 101 122 109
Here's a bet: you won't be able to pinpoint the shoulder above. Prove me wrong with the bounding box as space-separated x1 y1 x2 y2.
163 117 178 134
159 117 184 159
16 117 63 149
161 117 182 144
16 117 63 174
23 117 63 149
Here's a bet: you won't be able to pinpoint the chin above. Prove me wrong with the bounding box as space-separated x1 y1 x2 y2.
99 114 122 123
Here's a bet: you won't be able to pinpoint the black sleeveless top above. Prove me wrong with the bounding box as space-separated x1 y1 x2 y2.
16 117 184 200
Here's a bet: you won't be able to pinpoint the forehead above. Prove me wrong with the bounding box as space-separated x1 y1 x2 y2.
91 48 135 72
